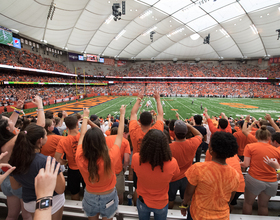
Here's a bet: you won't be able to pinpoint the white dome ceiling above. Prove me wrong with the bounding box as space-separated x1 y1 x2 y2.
0 0 280 60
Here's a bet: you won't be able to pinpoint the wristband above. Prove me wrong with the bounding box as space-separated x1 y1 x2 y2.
11 106 22 111
37 108 44 111
276 169 280 174
179 204 189 209
14 110 20 114
245 120 249 123
83 116 89 120
137 97 142 101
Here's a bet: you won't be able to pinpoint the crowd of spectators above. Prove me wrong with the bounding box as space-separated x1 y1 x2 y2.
1 45 280 78
0 72 101 83
111 62 280 78
0 82 279 106
0 45 71 73
0 86 108 105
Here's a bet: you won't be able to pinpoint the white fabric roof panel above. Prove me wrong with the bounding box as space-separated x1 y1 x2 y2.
0 0 279 60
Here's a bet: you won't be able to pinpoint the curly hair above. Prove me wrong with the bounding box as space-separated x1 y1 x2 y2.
210 132 238 159
140 129 172 172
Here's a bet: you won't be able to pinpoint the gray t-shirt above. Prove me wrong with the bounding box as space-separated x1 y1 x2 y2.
12 153 61 203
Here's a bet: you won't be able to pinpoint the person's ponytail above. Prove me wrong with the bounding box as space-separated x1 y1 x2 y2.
9 124 45 174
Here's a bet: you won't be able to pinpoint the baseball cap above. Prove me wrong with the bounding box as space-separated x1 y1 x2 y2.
174 120 188 136
112 122 119 128
90 114 98 121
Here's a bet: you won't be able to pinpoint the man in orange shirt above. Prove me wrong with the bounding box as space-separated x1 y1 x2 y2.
204 108 231 135
54 115 84 200
168 121 202 209
106 127 131 204
233 120 248 161
129 91 164 204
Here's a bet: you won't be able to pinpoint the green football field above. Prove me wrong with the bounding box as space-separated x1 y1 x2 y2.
84 97 280 121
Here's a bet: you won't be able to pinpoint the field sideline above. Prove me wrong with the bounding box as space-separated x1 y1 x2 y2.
24 96 280 120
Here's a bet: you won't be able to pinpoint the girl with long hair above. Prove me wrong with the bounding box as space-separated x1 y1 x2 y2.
9 123 65 220
241 119 280 216
131 129 180 220
0 95 34 220
76 106 126 220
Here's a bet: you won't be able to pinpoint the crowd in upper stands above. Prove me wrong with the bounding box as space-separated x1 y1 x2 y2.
1 45 280 78
0 45 71 73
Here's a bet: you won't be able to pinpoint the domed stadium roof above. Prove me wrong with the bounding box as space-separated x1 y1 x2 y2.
0 0 280 60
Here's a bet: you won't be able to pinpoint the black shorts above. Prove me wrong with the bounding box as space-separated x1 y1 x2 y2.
67 168 85 195
133 170 138 189
230 192 243 206
168 177 188 201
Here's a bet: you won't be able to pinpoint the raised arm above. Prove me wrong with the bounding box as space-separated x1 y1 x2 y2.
10 95 25 125
78 108 90 146
154 91 163 121
131 93 143 121
33 96 45 127
242 115 252 137
221 112 228 121
114 105 126 148
265 113 280 132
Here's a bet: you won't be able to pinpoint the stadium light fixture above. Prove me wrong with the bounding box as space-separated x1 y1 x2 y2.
250 24 258 34
139 10 152 19
115 29 126 40
143 26 157 36
219 29 230 38
105 15 114 24
190 33 200 40
167 28 185 37
40 39 47 44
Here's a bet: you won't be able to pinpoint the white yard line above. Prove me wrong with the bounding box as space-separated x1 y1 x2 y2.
94 97 130 115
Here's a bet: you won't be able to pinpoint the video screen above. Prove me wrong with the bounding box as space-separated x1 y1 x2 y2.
86 54 99 62
99 58 104 63
0 27 13 46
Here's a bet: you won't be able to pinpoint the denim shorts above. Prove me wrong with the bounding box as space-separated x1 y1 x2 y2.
82 188 118 218
0 174 22 199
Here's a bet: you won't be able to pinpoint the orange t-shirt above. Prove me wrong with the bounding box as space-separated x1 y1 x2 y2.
56 133 80 170
129 120 164 154
233 130 248 156
105 135 131 174
247 133 258 144
41 135 64 157
169 136 202 181
131 153 179 209
226 155 245 192
105 130 111 136
244 142 280 182
207 118 231 136
76 144 120 193
185 161 239 220
169 130 176 139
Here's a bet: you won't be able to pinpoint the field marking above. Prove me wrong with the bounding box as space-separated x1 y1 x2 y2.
94 97 130 115
163 98 184 120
